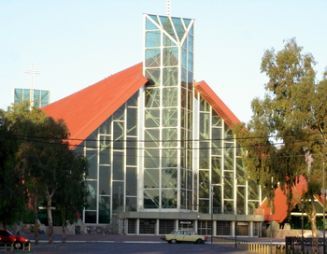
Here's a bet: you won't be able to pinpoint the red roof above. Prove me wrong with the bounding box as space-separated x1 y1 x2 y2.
43 64 240 148
43 63 147 147
194 81 240 127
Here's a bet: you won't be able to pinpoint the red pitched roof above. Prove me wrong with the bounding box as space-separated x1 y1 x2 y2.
43 63 147 147
194 81 240 127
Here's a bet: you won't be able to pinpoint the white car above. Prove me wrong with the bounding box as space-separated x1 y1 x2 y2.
161 230 208 244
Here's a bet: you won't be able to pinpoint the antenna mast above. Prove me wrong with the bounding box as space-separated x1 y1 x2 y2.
166 0 171 16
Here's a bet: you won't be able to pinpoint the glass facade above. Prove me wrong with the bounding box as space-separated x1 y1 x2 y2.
75 14 262 236
143 14 194 210
14 88 50 108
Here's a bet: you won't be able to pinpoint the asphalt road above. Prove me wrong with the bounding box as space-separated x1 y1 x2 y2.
13 242 250 254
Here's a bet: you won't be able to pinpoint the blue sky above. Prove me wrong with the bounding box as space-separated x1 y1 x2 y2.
1 0 326 122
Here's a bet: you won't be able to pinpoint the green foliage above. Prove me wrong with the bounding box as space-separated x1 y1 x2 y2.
0 110 26 226
0 102 87 233
235 39 327 223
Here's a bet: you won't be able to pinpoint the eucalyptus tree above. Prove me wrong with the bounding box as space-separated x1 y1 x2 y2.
235 39 326 237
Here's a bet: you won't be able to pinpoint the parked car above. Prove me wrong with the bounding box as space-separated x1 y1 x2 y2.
161 230 208 244
0 229 30 249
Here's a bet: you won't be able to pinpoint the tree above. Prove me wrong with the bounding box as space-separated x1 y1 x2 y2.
54 152 87 242
5 103 87 243
0 110 26 228
235 39 326 238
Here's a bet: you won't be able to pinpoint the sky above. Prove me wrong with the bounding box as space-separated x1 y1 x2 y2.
1 0 326 123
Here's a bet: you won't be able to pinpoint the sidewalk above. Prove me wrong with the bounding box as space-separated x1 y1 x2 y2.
25 232 163 243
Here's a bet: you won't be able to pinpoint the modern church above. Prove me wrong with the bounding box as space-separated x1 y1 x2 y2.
44 13 263 236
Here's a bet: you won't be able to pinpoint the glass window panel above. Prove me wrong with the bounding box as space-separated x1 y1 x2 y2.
180 189 186 209
163 33 176 47
237 187 245 215
213 185 222 213
199 141 209 169
127 108 137 136
181 88 187 108
224 172 234 199
200 96 210 112
86 149 97 179
112 181 124 212
162 108 177 127
223 200 234 214
236 158 246 185
146 16 159 30
145 48 160 67
162 87 178 107
172 17 185 41
145 31 161 48
145 68 160 87
113 151 124 180
145 88 160 108
99 119 111 135
183 18 191 29
99 136 110 165
212 111 222 127
99 166 110 195
188 34 193 53
159 16 177 41
126 139 137 166
86 131 97 148
145 109 160 128
248 180 259 200
126 167 137 196
99 196 110 224
144 149 159 168
162 67 178 87
113 121 124 150
199 170 209 198
216 221 231 235
200 113 210 139
127 92 138 107
113 107 124 121
162 128 177 147
144 169 159 188
181 168 186 189
187 70 193 87
85 211 96 224
212 157 222 184
144 129 159 148
224 123 233 139
162 168 177 188
144 189 159 209
147 15 160 29
181 67 187 87
126 197 137 211
162 149 177 168
224 142 234 171
161 189 177 208
163 47 178 66
86 181 97 210
199 199 209 213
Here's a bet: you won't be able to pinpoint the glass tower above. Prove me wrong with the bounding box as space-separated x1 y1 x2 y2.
14 88 50 108
143 14 194 210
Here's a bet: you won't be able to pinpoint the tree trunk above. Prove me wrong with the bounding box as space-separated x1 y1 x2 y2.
33 198 39 244
309 199 318 253
46 193 54 244
61 209 66 243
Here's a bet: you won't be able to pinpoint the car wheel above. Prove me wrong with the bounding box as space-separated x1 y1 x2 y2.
171 239 177 244
14 241 22 249
196 239 204 244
